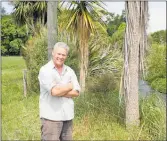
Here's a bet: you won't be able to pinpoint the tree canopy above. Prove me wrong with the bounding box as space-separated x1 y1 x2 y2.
1 15 31 55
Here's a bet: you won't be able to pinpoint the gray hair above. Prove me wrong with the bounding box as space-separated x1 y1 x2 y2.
53 42 69 54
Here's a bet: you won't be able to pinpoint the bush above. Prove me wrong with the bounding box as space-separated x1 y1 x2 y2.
86 73 120 94
151 78 166 93
145 44 166 93
22 28 48 93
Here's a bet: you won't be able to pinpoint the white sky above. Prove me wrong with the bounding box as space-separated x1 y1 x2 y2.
2 1 166 33
104 2 166 33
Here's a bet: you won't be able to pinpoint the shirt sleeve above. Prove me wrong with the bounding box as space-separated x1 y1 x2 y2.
70 69 81 94
38 67 57 95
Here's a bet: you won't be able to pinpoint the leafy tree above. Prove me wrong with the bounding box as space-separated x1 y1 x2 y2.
106 10 126 36
9 39 23 55
1 15 29 55
150 30 166 45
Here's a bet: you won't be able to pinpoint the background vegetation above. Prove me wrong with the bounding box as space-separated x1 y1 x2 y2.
1 15 31 56
1 2 166 140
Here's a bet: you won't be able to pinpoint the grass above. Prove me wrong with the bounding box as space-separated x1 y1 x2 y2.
2 56 40 140
2 56 166 140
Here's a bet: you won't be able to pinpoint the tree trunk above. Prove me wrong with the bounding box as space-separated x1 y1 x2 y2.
47 1 58 60
79 40 86 92
78 15 89 93
123 1 148 128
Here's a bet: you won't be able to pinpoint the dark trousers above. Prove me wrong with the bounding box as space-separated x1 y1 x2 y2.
41 118 73 141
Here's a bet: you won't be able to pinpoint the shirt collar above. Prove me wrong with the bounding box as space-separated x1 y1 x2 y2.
49 59 67 75
49 59 55 69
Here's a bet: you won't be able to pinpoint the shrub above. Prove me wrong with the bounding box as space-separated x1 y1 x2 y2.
145 44 166 93
151 78 166 93
22 28 48 93
86 73 120 94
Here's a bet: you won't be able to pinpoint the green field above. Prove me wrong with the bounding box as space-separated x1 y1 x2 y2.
2 56 166 140
2 56 40 140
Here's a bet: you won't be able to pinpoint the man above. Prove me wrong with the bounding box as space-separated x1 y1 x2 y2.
38 42 81 140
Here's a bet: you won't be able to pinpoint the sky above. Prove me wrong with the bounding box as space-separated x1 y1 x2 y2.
2 1 166 33
104 2 166 33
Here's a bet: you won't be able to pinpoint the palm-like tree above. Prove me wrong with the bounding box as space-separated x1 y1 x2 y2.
122 1 148 128
62 1 106 92
13 1 47 31
13 1 59 60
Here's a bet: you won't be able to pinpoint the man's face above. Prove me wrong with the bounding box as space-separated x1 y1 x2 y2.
52 47 67 67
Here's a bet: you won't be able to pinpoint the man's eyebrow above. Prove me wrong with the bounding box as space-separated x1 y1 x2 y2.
57 53 66 56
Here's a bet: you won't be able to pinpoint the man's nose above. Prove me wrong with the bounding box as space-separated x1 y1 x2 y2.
59 54 64 58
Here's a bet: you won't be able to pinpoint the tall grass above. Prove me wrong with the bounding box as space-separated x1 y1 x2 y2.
140 94 166 140
73 91 166 140
2 56 166 140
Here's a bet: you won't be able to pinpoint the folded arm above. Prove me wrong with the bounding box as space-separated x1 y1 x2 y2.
51 84 79 98
63 90 79 98
51 83 73 96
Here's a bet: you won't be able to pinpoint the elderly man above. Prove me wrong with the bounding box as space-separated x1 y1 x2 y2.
38 42 81 140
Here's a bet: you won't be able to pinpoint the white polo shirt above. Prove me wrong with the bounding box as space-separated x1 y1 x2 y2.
38 60 81 121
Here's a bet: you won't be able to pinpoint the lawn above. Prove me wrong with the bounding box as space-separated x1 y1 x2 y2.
2 56 40 140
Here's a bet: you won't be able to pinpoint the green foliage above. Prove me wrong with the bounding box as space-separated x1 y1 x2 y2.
9 39 23 55
65 47 79 76
106 10 126 36
1 46 7 55
88 21 123 77
62 1 106 33
87 73 120 94
150 78 166 93
110 22 126 50
145 44 166 93
150 30 166 45
23 28 48 93
1 15 30 56
140 94 166 140
13 1 47 26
